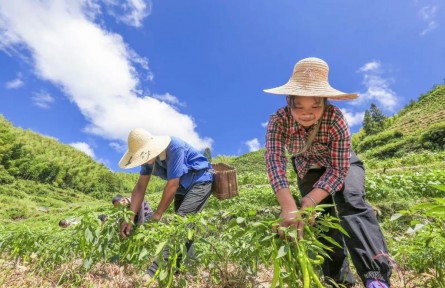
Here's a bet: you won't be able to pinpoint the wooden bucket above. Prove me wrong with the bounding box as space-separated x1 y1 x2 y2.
211 163 239 200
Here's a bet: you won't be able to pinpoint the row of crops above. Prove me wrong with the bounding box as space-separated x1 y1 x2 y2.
1 167 445 287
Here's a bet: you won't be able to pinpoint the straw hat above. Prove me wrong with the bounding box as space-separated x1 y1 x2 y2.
118 128 171 169
263 57 358 100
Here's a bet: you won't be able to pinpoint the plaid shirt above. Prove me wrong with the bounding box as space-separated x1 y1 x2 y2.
265 104 351 195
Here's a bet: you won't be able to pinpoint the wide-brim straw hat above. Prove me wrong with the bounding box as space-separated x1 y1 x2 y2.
118 128 171 169
263 57 358 100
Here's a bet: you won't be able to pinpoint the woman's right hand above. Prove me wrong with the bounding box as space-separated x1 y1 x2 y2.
276 209 305 240
274 188 305 240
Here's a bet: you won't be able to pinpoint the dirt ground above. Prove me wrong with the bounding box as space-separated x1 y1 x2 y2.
0 259 432 288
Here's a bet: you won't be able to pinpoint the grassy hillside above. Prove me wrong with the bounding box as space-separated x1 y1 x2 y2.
352 85 445 163
0 115 167 223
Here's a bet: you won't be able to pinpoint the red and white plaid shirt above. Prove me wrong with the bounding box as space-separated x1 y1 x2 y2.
265 104 351 195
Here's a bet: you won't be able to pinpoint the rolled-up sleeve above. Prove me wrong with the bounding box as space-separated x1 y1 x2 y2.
265 114 289 193
313 112 350 194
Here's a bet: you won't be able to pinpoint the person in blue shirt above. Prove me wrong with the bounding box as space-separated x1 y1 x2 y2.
118 128 214 277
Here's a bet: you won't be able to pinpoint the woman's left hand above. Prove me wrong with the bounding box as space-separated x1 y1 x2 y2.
300 197 317 226
151 211 162 221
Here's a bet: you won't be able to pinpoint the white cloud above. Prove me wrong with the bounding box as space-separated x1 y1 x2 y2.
103 0 151 27
109 141 127 153
69 142 96 159
0 1 211 151
340 109 364 127
245 138 261 152
356 61 398 111
32 91 55 109
358 61 380 73
153 93 185 107
419 5 438 36
261 121 269 128
5 78 24 89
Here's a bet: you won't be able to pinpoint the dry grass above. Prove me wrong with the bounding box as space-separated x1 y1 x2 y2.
0 258 433 288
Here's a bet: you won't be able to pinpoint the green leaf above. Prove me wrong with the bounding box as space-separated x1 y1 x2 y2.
261 234 275 242
200 218 208 225
277 244 288 259
236 217 245 224
138 248 149 261
424 206 445 218
432 198 445 205
155 241 167 255
406 223 426 234
83 257 93 270
134 233 146 240
321 235 342 248
85 228 93 242
390 213 403 222
432 184 445 192
248 209 257 216
159 269 168 281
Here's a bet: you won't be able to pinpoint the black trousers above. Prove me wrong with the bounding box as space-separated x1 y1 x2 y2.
146 181 213 276
293 153 392 286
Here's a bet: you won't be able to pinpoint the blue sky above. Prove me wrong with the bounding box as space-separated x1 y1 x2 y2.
0 0 444 172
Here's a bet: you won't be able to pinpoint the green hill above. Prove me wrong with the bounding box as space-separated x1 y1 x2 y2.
352 85 445 162
0 115 139 223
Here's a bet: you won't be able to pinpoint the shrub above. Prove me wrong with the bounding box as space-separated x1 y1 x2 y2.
355 130 403 153
420 122 445 149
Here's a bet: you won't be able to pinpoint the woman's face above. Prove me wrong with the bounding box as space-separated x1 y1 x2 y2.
288 96 325 128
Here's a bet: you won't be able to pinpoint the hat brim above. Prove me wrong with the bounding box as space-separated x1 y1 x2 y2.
264 82 359 100
118 136 171 169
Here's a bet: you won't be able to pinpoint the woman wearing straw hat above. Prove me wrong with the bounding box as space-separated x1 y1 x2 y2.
264 57 392 288
118 128 213 277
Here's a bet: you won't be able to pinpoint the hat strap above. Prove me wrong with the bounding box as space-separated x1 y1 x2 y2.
151 158 156 177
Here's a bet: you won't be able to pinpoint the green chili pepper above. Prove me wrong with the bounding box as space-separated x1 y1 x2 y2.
306 258 324 288
296 242 310 288
309 255 325 265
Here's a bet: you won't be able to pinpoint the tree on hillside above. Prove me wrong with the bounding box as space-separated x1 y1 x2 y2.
204 147 212 163
362 110 374 135
370 103 387 125
362 103 387 135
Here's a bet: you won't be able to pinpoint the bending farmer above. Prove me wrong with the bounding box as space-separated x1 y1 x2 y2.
118 128 213 277
264 57 392 288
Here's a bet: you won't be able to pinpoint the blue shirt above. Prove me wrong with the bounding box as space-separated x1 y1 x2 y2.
140 137 213 194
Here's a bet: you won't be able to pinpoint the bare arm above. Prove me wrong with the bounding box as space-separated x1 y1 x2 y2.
129 174 151 221
120 174 150 238
300 187 329 209
152 178 180 220
275 186 329 240
276 187 299 219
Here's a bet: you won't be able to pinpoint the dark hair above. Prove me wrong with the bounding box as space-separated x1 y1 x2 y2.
59 219 70 227
112 194 124 205
98 214 107 222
